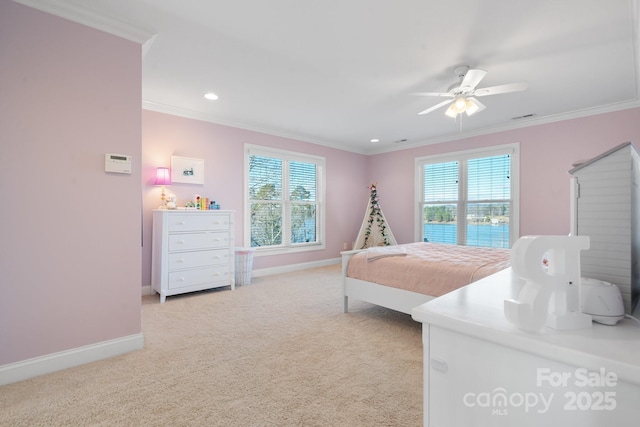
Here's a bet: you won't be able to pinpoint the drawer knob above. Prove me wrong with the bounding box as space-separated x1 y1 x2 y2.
176 259 185 263
176 277 185 282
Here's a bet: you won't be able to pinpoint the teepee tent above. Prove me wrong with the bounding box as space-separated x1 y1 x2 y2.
354 183 397 249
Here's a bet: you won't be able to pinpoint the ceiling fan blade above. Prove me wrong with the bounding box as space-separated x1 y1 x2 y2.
460 69 487 91
418 99 453 115
410 92 453 98
465 97 486 116
474 82 528 96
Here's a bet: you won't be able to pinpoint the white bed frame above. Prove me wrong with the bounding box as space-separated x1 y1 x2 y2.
341 249 435 315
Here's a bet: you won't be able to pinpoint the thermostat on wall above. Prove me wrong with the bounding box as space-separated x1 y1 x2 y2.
105 153 132 174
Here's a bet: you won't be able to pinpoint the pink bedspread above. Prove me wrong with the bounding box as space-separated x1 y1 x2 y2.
347 242 511 297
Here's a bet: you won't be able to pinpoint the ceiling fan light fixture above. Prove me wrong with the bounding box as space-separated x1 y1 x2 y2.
445 103 458 118
465 99 480 116
444 97 468 118
414 66 527 119
453 97 467 112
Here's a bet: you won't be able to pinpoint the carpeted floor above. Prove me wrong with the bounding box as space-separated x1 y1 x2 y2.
0 265 423 426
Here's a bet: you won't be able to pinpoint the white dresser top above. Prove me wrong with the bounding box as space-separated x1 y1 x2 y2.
412 267 640 385
153 209 235 213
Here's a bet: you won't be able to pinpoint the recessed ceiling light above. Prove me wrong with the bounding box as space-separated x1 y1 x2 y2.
370 138 380 143
204 92 219 101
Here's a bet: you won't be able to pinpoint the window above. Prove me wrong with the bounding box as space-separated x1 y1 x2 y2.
244 145 325 254
415 144 519 248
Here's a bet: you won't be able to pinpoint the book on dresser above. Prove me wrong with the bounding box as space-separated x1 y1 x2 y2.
151 209 235 303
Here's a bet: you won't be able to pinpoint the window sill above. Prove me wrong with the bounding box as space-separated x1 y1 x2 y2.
251 243 326 257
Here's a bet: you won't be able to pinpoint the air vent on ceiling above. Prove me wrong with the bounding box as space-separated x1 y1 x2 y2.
393 139 409 144
512 113 537 120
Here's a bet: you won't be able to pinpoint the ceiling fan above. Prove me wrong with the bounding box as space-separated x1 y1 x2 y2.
413 66 528 118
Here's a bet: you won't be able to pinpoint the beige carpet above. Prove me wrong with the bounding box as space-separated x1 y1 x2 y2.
0 265 423 426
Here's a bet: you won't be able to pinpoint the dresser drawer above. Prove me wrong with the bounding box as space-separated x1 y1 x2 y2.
168 232 230 251
168 249 229 270
167 213 231 232
168 266 230 289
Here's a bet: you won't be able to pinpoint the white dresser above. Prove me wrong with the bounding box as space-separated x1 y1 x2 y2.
412 268 640 426
151 209 235 303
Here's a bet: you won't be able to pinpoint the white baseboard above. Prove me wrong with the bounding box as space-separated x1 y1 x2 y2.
0 333 144 386
141 258 341 295
252 257 340 278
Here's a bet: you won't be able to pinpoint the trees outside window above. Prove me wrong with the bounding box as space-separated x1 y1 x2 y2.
246 146 325 254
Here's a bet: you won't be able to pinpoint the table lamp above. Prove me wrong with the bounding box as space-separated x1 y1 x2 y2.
154 167 171 209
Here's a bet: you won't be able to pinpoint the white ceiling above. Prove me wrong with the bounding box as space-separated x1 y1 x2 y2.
17 0 640 154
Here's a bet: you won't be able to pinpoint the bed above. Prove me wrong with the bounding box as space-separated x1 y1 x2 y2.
341 242 511 315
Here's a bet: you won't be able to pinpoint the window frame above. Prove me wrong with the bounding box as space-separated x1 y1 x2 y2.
414 143 520 247
244 144 326 256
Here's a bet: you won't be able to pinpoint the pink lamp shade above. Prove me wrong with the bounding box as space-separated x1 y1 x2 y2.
154 167 171 186
154 167 171 209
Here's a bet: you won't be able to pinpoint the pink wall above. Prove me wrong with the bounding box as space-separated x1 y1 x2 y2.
141 111 368 286
141 108 640 286
368 108 640 244
4 0 638 374
0 3 142 364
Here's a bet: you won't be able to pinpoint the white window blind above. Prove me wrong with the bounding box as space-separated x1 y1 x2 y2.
249 155 284 247
289 161 318 244
466 154 511 247
246 146 325 253
423 161 459 244
417 144 518 248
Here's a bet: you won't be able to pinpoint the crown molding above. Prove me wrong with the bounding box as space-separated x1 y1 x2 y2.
141 100 368 155
144 98 640 157
12 0 155 44
366 99 640 155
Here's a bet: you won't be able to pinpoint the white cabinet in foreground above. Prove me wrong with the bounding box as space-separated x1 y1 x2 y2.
412 268 640 426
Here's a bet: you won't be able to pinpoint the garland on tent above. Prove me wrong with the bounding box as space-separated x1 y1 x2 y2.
362 183 393 247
